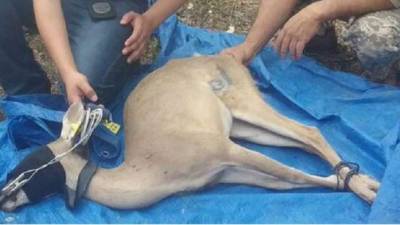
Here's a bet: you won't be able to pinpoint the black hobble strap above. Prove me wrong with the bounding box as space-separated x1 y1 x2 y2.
333 161 360 190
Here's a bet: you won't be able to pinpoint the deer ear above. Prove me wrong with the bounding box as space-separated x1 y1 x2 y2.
61 101 85 141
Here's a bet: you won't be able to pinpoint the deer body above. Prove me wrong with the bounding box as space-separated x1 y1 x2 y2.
1 56 379 211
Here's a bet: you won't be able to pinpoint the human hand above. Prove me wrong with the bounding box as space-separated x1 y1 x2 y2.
273 4 323 60
220 43 256 65
63 71 98 105
120 11 154 63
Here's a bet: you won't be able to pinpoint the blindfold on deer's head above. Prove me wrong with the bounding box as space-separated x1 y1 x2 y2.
0 146 66 212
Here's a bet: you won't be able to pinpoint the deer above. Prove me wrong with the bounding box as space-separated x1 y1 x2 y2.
0 55 379 211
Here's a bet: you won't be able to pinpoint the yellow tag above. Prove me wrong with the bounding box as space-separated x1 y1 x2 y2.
70 122 81 137
104 121 121 134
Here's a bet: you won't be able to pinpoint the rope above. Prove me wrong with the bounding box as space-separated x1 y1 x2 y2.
333 161 360 190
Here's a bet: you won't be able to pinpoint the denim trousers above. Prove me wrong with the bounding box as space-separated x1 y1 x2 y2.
0 0 147 105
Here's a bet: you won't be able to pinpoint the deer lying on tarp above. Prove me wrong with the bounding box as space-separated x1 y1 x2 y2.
0 56 379 211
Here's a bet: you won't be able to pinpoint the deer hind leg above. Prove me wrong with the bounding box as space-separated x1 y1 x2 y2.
214 56 379 203
219 143 338 190
229 98 379 203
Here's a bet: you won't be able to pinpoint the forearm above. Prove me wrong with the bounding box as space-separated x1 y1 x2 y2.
311 0 395 21
244 0 298 54
143 0 187 30
33 0 76 81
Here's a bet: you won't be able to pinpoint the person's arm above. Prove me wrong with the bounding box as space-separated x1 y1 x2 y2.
33 0 97 104
274 0 396 59
120 0 187 63
143 0 188 30
313 0 395 20
220 0 298 64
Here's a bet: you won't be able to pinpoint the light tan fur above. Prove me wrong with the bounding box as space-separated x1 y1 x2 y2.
2 55 380 211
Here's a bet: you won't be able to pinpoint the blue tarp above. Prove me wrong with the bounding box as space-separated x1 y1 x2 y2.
1 15 400 223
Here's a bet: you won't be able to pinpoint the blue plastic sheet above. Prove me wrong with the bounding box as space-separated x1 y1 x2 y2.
1 15 400 223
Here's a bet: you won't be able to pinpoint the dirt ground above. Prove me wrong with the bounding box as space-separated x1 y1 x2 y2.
0 0 398 98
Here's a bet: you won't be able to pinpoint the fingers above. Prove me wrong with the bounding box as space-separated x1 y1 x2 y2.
64 72 99 105
127 41 146 63
122 34 144 56
80 80 98 102
120 11 149 62
124 16 143 47
275 30 307 60
288 39 305 60
289 39 297 60
67 85 97 105
294 41 305 60
120 11 137 25
274 30 284 56
274 29 292 58
279 33 291 58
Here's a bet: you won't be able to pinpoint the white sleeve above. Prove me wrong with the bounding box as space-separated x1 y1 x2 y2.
391 0 400 8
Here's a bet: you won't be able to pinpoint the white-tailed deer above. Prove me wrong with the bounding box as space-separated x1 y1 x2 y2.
0 56 379 211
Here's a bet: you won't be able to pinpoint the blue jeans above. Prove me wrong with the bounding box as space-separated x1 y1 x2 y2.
0 0 148 105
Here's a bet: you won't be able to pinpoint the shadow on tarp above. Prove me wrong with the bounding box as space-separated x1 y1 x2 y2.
1 15 400 223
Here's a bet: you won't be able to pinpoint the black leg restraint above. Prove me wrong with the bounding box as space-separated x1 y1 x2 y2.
333 161 360 190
